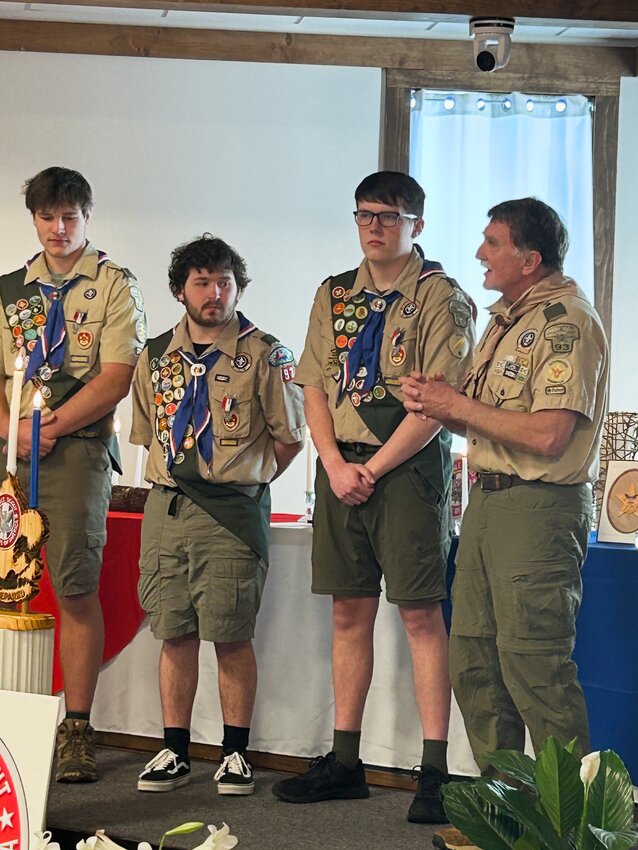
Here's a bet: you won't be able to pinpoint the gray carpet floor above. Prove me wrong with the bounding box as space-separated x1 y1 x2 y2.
46 747 441 850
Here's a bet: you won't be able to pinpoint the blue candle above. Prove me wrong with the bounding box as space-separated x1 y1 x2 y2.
29 393 43 509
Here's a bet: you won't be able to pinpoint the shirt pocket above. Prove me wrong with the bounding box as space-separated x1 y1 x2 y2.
64 319 102 374
485 372 527 410
381 325 418 380
210 383 252 440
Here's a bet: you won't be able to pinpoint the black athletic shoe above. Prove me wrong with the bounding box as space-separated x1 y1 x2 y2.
407 764 449 823
272 752 369 803
137 748 190 792
214 750 255 795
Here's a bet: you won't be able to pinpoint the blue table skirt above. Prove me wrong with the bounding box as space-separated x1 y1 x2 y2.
445 534 638 780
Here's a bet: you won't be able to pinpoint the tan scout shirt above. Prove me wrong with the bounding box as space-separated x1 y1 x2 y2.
295 248 475 445
131 313 305 487
467 274 609 484
0 242 147 417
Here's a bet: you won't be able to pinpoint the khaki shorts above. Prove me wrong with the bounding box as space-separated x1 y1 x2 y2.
1 436 111 597
138 486 268 643
312 445 451 605
451 481 592 653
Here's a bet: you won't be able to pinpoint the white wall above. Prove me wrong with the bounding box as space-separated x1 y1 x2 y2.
0 53 381 512
611 77 638 412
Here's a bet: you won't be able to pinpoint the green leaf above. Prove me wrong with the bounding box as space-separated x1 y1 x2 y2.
535 737 583 836
578 751 634 850
588 826 638 850
478 780 571 850
163 822 205 837
515 833 543 850
488 749 538 791
443 781 524 850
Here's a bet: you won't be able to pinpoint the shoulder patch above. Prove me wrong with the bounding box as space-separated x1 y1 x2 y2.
258 332 279 346
543 302 568 323
268 345 295 367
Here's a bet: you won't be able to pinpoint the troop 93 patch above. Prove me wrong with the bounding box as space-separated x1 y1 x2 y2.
268 345 295 382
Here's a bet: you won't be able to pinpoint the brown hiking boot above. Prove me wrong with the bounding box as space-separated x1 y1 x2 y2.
55 718 98 783
432 827 480 849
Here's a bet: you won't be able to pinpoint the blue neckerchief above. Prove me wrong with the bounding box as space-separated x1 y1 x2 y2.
339 289 401 397
24 276 83 382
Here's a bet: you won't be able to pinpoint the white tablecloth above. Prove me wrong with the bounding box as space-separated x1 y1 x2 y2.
92 525 480 775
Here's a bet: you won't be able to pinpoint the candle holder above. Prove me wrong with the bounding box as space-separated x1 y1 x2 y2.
298 489 315 524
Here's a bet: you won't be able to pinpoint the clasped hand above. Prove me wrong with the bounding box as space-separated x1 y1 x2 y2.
400 371 459 421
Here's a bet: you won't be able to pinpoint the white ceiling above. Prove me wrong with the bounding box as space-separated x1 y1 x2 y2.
2 2 638 45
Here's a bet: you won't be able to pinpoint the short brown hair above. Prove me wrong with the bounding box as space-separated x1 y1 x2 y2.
23 167 93 217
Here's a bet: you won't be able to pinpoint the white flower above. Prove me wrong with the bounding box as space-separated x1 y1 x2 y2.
33 830 61 850
76 832 127 850
191 823 238 850
137 844 153 850
580 751 601 787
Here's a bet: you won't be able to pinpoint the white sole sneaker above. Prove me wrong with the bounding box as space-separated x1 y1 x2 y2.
217 780 255 796
137 774 191 792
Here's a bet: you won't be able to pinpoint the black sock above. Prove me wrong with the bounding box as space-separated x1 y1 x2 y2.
222 724 250 754
164 727 190 763
66 710 90 722
333 730 361 769
422 739 448 775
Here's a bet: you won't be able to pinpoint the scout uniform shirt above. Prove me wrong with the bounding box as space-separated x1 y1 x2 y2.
131 312 305 488
295 248 475 445
0 242 147 420
467 273 609 484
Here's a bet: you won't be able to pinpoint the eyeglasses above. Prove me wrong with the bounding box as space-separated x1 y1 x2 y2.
353 210 419 228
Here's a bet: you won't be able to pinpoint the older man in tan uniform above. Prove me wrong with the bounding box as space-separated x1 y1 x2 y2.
0 166 146 783
272 171 475 823
131 233 304 796
403 198 608 847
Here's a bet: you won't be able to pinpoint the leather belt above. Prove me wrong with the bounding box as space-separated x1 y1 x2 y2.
478 473 538 491
336 441 377 457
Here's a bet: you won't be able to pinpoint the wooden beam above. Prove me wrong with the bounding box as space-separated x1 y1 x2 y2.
2 0 637 26
0 19 634 89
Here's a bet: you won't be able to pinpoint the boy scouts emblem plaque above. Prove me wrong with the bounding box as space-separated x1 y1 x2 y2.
598 461 638 544
0 474 49 604
0 734 29 849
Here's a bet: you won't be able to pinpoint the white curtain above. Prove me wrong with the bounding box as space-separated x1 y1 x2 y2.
410 90 594 335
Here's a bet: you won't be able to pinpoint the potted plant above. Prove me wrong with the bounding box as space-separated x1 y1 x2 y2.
442 736 638 849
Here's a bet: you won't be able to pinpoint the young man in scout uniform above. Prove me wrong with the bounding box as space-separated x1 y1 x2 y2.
401 198 608 849
272 171 475 822
0 166 147 781
131 233 304 795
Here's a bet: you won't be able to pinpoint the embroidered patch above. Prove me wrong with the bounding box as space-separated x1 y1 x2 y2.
77 330 93 349
215 374 230 383
400 301 419 319
543 302 567 322
136 319 148 344
448 332 470 360
281 364 295 383
544 323 580 354
84 288 97 300
232 353 252 372
546 359 573 383
220 438 239 446
390 345 406 366
449 298 472 328
546 384 566 395
516 329 537 352
268 345 294 367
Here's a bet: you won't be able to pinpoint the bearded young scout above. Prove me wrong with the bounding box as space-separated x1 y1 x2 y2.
272 171 475 823
131 234 304 795
402 199 608 848
0 166 146 782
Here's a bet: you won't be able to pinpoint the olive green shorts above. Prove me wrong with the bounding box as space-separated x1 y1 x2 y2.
138 486 268 643
311 445 451 605
451 481 592 653
1 436 111 597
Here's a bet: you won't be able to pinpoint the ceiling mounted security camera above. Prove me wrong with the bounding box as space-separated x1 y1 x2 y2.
469 17 515 73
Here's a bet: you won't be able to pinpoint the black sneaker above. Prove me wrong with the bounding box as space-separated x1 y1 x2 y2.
407 764 449 823
272 752 369 803
137 748 190 792
214 750 254 796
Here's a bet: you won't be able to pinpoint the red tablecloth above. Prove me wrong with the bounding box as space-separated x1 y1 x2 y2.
30 511 145 694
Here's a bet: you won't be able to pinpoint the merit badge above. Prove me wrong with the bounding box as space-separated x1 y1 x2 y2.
334 318 345 332
152 370 160 384
161 377 171 392
173 452 185 465
350 392 361 407
332 302 345 315
343 304 356 318
5 304 16 316
356 366 368 378
163 390 174 403
158 417 168 431
19 309 31 321
348 337 356 349
373 386 386 400
157 405 166 418
16 299 28 310
12 326 22 338
343 289 352 301
38 366 52 382
170 352 181 364
338 351 348 364
8 315 19 327
516 329 537 352
370 297 386 313
22 319 33 331
232 353 252 372
150 357 160 370
546 359 573 383
400 300 419 319
84 288 97 300
390 345 406 366
544 323 580 354
160 366 171 379
27 339 38 352
160 354 170 367
224 412 240 431
14 335 24 349
332 286 345 299
77 331 93 348
362 392 373 403
173 375 184 388
448 333 470 360
165 402 177 416
174 387 185 401
190 363 206 377
33 313 46 326
355 306 368 320
41 385 52 399
32 303 43 315
183 436 195 450
268 345 294 367
336 335 348 349
345 320 358 334
171 363 181 375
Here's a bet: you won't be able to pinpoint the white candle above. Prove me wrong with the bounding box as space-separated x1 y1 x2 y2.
112 416 121 485
134 445 145 488
6 352 25 476
305 429 314 493
461 447 469 516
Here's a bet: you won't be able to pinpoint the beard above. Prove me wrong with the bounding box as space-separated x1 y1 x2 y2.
182 295 237 329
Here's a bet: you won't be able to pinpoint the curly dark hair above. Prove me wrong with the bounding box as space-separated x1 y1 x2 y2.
488 197 569 274
23 166 93 217
355 171 425 217
168 233 251 299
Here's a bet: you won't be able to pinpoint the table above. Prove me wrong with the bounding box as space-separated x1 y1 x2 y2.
36 515 638 779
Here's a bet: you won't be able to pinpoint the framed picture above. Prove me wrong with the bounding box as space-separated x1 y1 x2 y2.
597 460 638 544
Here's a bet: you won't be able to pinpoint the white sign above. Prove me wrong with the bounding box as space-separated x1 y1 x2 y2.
0 690 60 850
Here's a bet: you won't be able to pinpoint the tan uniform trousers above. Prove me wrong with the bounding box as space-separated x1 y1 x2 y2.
450 479 592 772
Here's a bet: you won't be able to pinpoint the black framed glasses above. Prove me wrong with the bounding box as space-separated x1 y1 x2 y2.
353 210 419 228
